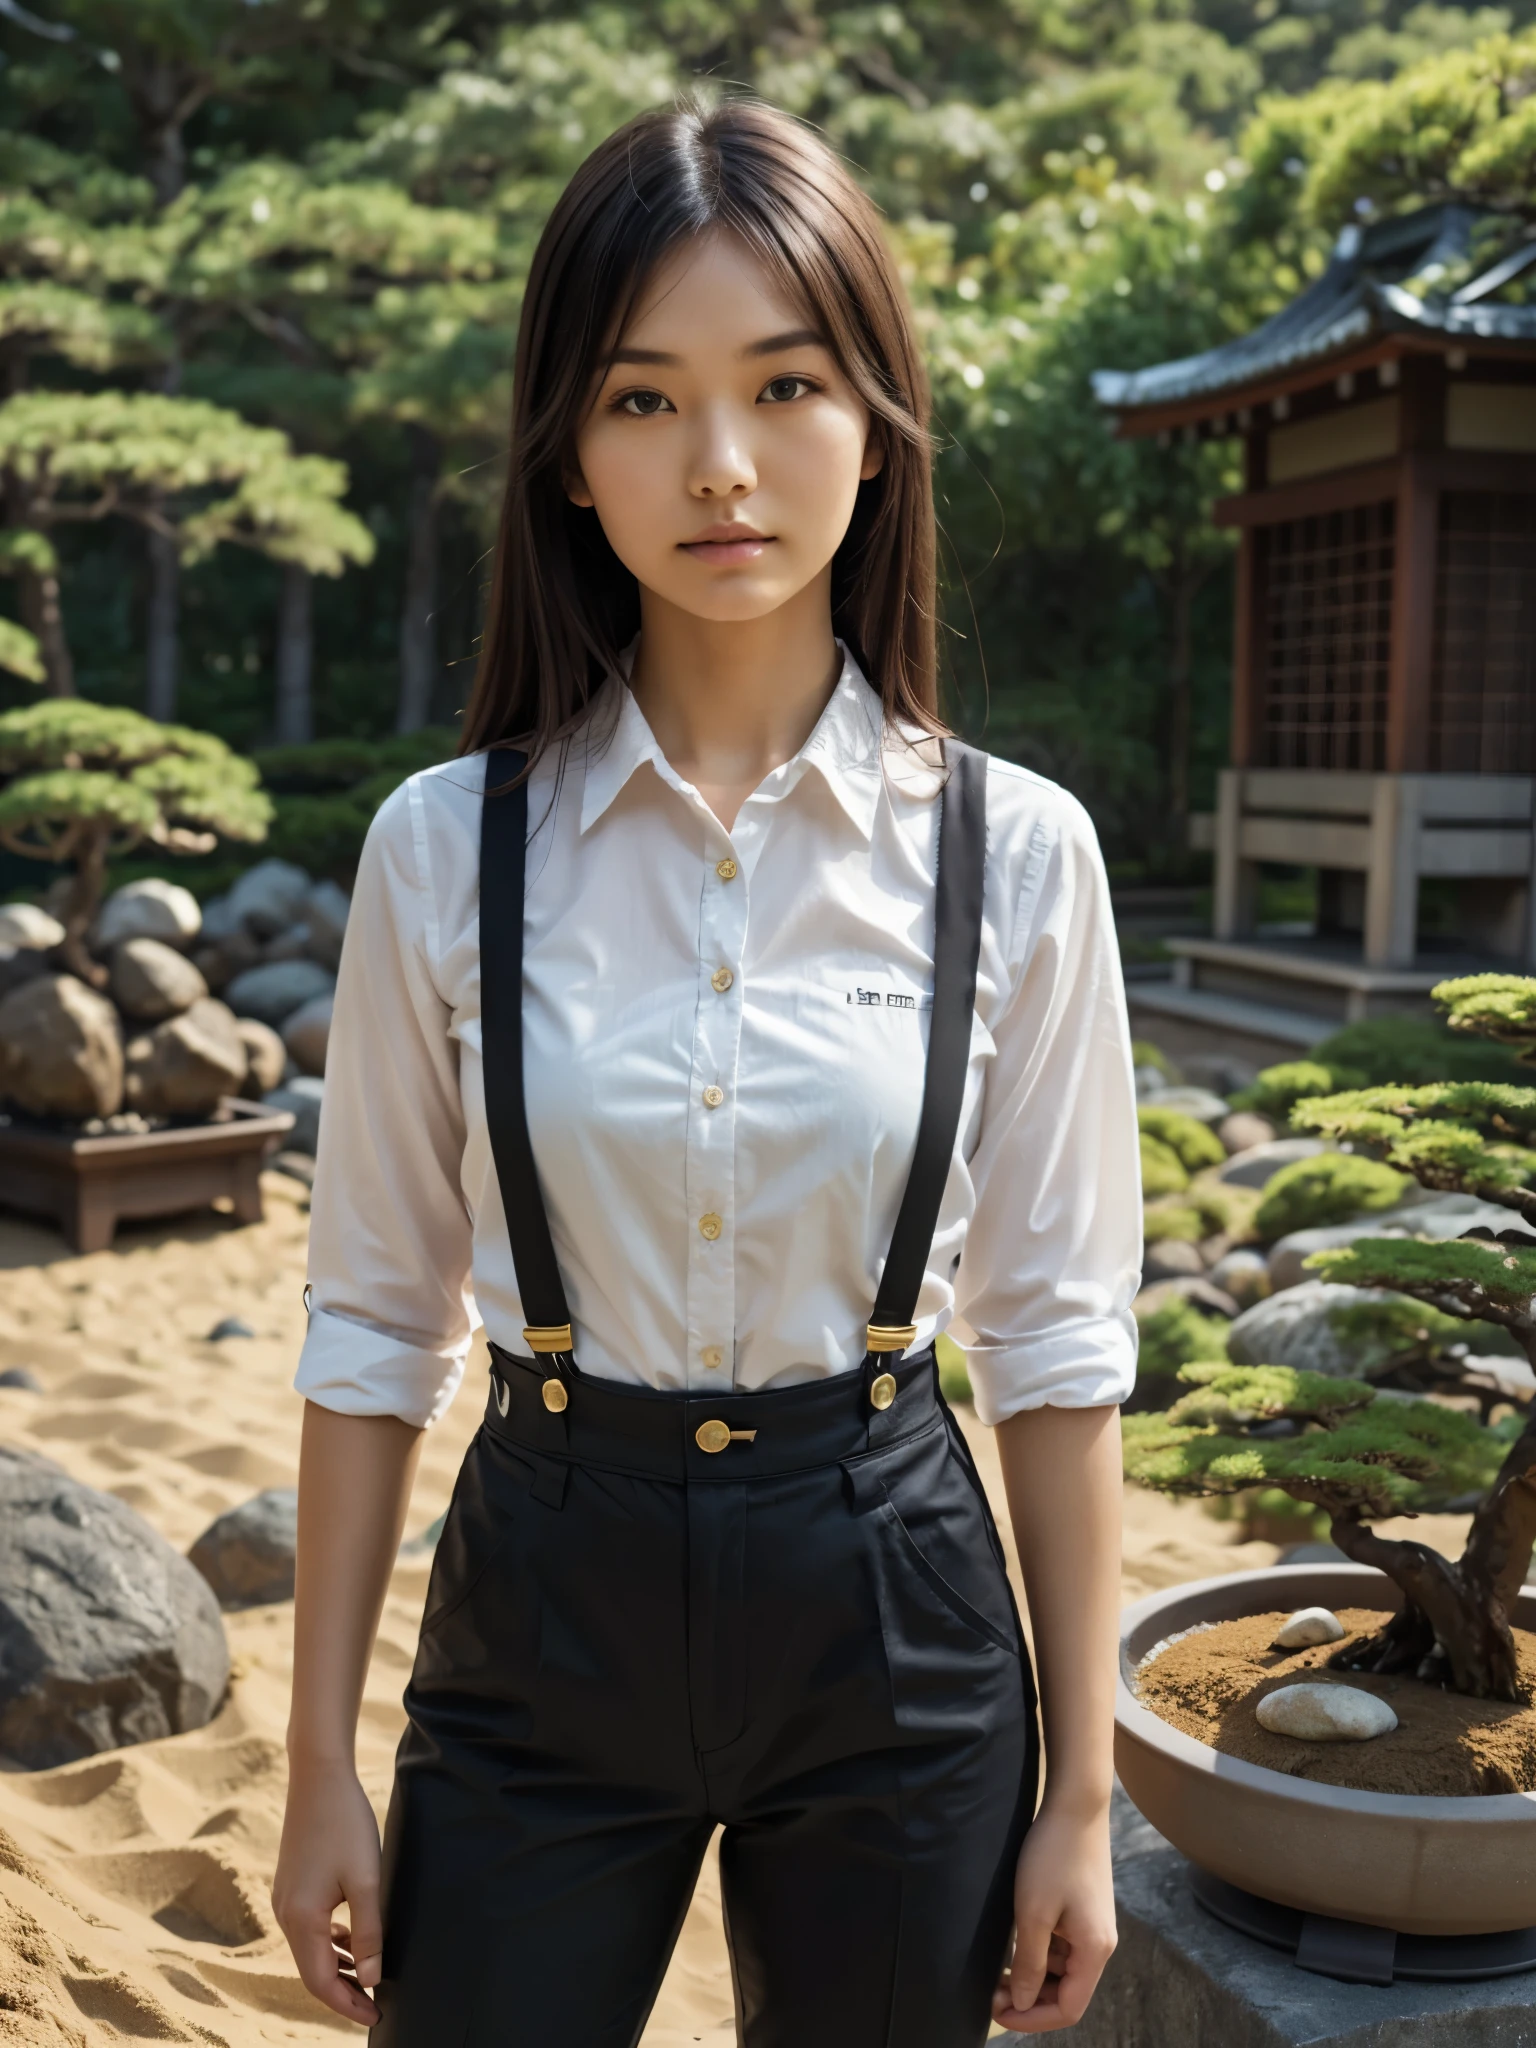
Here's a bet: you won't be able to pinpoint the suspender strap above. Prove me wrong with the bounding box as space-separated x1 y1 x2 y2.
866 739 988 1356
480 749 575 1370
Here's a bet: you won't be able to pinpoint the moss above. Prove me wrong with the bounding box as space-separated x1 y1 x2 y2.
1138 1105 1225 1173
1311 1014 1522 1087
1231 1059 1366 1121
1140 1131 1189 1199
1253 1154 1407 1240
1131 1039 1181 1080
936 1332 972 1404
1135 1298 1230 1383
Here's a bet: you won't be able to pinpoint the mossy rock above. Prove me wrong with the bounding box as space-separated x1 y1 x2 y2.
1138 1104 1225 1173
1253 1153 1407 1240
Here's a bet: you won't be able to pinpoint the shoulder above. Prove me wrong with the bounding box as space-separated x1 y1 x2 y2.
975 752 1104 871
360 754 488 894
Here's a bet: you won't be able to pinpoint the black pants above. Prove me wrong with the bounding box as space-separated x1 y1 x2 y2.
375 1347 1037 2048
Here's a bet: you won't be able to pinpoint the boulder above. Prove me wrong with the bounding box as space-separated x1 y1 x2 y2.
95 878 201 952
1144 1239 1206 1282
223 959 335 1029
225 859 311 939
1217 1137 1327 1190
188 1489 297 1609
123 998 246 1118
263 1075 323 1153
1256 1682 1396 1743
1218 1110 1277 1156
1133 1276 1240 1319
0 945 50 1003
1208 1247 1271 1309
1266 1192 1521 1291
109 936 208 1022
0 904 64 952
197 893 240 944
1273 1606 1345 1649
281 993 332 1077
192 926 262 994
1147 1086 1229 1125
0 1447 228 1768
0 975 123 1119
303 880 349 971
1228 1280 1395 1376
234 1017 286 1098
261 923 312 964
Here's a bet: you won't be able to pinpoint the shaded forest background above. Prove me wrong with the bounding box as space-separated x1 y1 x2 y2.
3 0 1535 884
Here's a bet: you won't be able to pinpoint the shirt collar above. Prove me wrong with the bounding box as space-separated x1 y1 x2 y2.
576 642 888 842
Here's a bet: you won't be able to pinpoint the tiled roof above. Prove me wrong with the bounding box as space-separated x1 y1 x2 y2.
1093 204 1536 415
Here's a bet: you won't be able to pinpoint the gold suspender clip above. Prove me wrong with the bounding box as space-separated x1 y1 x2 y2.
523 1324 573 1354
865 1323 917 1354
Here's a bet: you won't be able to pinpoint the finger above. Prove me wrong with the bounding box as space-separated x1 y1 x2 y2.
1050 1932 1117 2026
345 1884 385 1991
285 1910 380 2024
1007 1915 1057 2011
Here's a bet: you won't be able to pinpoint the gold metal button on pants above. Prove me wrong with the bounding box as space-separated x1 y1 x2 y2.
695 1419 757 1453
870 1373 897 1411
711 966 734 994
541 1379 569 1413
715 857 739 882
698 1212 723 1241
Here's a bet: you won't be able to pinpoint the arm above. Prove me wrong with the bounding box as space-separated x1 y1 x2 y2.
273 1404 425 2023
992 1404 1122 2033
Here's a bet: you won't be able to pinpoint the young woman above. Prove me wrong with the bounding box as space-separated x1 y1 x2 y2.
273 96 1139 2048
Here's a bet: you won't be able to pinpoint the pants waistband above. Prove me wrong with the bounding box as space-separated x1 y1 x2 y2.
483 1343 941 1482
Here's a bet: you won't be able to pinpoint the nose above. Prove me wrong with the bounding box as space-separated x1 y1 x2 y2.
687 400 757 499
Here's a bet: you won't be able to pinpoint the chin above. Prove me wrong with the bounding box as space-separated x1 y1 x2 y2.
659 581 800 624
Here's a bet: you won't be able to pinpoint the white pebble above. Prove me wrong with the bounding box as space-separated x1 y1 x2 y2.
1273 1606 1346 1649
1257 1682 1397 1743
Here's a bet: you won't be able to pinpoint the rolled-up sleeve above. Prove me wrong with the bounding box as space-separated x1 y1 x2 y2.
955 792 1142 1423
293 779 476 1428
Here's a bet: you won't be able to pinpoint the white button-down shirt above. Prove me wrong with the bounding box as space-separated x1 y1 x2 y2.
294 652 1141 1430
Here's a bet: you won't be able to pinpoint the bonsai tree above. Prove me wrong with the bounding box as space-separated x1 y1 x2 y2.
0 700 272 981
1123 1364 1517 1695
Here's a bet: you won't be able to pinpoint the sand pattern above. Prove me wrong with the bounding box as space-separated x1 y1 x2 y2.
0 1174 1304 2043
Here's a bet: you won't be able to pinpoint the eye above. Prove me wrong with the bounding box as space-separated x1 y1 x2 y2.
615 388 674 417
759 374 817 404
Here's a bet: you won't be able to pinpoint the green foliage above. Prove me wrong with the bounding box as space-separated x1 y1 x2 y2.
1138 1104 1225 1173
1131 1040 1181 1079
1231 1058 1367 1120
0 699 270 865
1435 974 1536 1065
1135 1296 1229 1382
1310 1015 1524 1087
1293 1081 1536 1206
1143 1180 1248 1243
936 1332 973 1404
1140 1130 1189 1198
1253 1153 1407 1240
1312 1236 1536 1314
248 727 456 878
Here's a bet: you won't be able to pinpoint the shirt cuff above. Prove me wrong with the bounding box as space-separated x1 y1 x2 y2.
293 1305 470 1429
961 1313 1139 1426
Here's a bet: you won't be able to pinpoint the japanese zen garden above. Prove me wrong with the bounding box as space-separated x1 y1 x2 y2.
0 5 1534 2043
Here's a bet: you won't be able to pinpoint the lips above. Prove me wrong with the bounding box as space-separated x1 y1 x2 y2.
679 525 773 565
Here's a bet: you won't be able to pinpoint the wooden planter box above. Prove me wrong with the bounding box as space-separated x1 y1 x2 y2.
0 1097 296 1253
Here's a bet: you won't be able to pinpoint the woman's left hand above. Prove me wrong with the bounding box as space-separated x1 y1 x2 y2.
990 1798 1117 2034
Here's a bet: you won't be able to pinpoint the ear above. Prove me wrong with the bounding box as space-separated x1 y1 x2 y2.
859 423 886 483
565 463 595 509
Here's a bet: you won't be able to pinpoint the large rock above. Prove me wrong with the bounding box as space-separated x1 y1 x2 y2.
1218 1137 1327 1189
0 974 123 1119
1218 1110 1277 1155
1144 1239 1206 1282
192 927 262 994
304 880 350 971
281 992 332 1077
95 878 201 951
0 945 50 1002
235 1016 286 1098
123 997 246 1117
110 936 208 1022
263 1075 323 1153
0 904 64 952
1209 1247 1271 1309
1147 1086 1229 1125
189 1490 297 1609
1228 1280 1397 1376
225 859 311 939
223 959 335 1029
261 923 313 964
0 1447 228 1768
1267 1191 1520 1290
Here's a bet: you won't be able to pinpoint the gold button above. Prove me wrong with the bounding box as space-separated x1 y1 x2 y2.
699 1212 723 1241
716 857 739 882
703 1084 724 1109
870 1373 897 1411
711 966 734 994
541 1378 569 1413
696 1418 731 1454
701 1345 724 1369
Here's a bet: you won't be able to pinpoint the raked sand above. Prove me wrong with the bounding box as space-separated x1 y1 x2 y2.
0 1174 1473 2043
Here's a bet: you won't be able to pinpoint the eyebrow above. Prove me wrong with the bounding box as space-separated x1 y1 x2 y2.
606 327 829 369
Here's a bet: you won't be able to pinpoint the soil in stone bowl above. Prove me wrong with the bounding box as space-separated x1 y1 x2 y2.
1136 1608 1536 1797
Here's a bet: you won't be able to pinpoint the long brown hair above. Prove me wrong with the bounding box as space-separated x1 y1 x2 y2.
459 95 939 761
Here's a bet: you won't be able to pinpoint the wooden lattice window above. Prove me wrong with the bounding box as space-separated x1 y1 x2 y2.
1429 492 1536 774
1258 502 1395 771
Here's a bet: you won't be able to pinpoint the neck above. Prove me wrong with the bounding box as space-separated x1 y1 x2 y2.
628 574 842 827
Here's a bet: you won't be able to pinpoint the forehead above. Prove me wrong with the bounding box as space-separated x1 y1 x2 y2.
615 229 819 353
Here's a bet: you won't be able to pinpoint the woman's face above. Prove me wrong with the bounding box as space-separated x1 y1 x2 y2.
568 231 882 625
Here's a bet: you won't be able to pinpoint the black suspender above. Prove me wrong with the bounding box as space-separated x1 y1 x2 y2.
479 735 988 1406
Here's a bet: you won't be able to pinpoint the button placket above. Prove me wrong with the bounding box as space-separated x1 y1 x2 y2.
684 816 747 1390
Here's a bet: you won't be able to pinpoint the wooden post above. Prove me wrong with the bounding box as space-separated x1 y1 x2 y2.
1213 768 1257 938
1231 433 1268 771
1386 357 1445 774
1364 775 1423 966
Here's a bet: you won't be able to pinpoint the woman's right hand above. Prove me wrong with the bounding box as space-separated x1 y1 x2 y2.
272 1756 385 2026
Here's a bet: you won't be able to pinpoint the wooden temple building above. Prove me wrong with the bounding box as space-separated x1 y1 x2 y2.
1094 204 1536 1058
